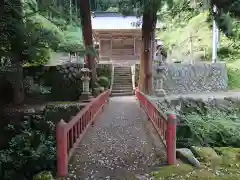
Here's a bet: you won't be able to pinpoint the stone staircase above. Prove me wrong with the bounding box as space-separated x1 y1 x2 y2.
111 66 134 96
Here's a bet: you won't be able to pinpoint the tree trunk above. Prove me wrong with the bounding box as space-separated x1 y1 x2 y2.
69 0 72 24
6 0 25 105
79 0 97 87
12 58 24 105
75 0 78 18
139 3 157 94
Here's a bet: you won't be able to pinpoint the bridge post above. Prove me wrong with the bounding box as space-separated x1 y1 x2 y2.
56 119 68 177
166 113 177 165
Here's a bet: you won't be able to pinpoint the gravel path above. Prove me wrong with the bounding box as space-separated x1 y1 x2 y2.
66 96 167 180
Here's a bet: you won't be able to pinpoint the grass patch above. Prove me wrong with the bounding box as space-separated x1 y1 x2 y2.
227 66 240 89
176 106 240 148
152 164 240 179
152 147 240 179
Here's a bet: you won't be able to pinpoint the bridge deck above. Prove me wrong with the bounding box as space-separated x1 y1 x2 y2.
66 96 166 180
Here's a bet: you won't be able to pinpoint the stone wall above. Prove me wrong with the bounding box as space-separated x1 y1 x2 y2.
152 63 228 95
151 93 240 119
23 63 112 101
0 63 112 104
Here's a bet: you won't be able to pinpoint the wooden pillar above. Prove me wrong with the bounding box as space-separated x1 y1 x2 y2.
56 120 68 177
99 39 101 58
166 114 177 165
110 36 113 62
134 37 136 56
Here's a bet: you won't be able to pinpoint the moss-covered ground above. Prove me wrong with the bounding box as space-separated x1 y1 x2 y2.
152 147 240 180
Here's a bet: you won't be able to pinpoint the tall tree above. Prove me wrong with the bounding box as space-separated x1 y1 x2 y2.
79 0 97 86
2 0 26 104
118 0 240 93
138 0 159 94
118 0 171 94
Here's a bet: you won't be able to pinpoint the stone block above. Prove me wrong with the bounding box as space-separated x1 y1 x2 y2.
176 148 201 168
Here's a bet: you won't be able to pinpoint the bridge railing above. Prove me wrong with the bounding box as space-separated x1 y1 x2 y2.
135 88 177 165
56 90 110 177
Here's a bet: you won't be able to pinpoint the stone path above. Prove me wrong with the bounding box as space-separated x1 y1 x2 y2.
66 96 167 180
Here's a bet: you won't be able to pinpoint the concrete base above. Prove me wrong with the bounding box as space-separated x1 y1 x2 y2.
79 92 92 101
155 89 166 97
82 98 94 103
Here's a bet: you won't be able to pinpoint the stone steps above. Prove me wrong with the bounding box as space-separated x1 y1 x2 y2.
111 91 134 97
114 74 132 77
114 76 132 79
111 66 133 97
112 87 133 91
114 73 131 75
111 89 133 93
113 80 132 84
112 85 133 89
114 70 131 72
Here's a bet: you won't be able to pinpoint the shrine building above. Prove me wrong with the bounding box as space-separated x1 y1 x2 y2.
91 12 162 64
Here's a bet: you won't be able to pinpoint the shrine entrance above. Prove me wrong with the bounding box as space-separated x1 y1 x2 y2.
94 30 142 64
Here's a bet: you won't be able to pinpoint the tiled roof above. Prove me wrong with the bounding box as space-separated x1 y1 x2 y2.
91 16 142 30
91 12 124 17
91 11 163 30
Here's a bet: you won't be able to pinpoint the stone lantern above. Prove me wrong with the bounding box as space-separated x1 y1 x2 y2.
154 54 167 97
80 68 92 101
153 45 166 97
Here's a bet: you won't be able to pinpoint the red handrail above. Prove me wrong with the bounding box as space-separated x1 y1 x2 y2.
135 88 176 165
56 90 110 177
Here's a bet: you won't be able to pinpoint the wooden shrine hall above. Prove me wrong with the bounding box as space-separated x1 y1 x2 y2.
91 12 162 64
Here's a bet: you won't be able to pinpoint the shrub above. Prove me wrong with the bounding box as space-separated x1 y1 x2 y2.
227 67 240 89
0 115 56 180
44 102 85 124
24 65 83 101
33 171 54 180
23 76 51 96
177 107 240 148
97 66 111 79
97 76 110 89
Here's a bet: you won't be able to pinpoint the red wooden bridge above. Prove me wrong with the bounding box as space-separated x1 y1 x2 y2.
56 88 177 179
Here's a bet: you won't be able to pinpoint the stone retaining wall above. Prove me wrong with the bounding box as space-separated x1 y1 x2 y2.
152 63 228 95
152 94 240 118
0 63 112 102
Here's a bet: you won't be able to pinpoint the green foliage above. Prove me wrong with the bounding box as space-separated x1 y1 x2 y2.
44 102 84 124
92 0 119 11
162 0 240 36
97 76 110 88
158 1 240 65
23 14 64 65
96 65 112 88
23 76 51 95
177 104 240 148
184 110 240 147
106 7 119 12
97 66 111 78
227 67 240 89
33 171 54 180
58 25 84 53
212 0 240 34
23 64 84 101
1 0 85 67
0 115 56 180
